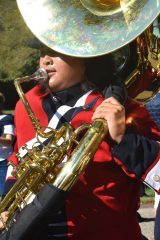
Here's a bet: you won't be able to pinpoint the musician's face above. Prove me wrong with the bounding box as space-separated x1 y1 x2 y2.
39 49 85 92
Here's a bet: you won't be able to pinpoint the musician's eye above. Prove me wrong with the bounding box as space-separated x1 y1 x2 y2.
40 48 57 57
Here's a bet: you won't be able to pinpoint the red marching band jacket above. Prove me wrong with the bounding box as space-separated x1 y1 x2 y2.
5 85 160 240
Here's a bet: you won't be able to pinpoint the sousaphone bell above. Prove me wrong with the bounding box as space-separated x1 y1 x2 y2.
16 0 160 57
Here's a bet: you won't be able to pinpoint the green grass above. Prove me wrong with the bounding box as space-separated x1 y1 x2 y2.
3 110 14 114
140 187 155 205
0 0 39 81
146 187 155 197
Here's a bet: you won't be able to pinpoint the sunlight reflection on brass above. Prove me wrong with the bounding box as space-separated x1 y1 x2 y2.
80 0 121 16
80 0 137 16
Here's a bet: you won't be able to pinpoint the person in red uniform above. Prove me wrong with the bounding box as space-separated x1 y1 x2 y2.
1 46 160 240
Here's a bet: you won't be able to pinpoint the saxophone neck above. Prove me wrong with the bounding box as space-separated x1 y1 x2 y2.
14 69 48 137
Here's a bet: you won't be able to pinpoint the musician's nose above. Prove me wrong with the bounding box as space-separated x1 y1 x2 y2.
41 55 54 66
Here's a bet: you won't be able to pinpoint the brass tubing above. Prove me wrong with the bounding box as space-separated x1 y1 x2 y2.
52 119 107 191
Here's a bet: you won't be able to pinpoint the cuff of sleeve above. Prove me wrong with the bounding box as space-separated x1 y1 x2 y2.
142 150 160 193
112 133 159 179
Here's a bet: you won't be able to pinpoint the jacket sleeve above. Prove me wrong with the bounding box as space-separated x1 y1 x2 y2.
112 131 160 193
111 97 160 193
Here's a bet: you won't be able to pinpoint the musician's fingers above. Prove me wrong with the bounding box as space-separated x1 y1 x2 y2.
92 99 124 121
93 97 123 112
0 211 9 229
93 104 123 115
102 96 121 104
92 97 125 143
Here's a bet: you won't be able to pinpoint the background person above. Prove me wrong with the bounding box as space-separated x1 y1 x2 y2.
0 92 14 196
145 90 160 240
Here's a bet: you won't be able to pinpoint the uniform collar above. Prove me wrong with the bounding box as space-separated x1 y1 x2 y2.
51 81 95 104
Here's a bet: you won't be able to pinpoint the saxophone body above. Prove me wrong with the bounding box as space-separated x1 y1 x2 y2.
0 69 107 229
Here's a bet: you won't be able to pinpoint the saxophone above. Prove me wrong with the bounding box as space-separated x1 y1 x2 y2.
0 68 107 230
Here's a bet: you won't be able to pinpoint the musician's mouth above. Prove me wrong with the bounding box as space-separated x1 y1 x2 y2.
46 68 56 78
48 71 56 78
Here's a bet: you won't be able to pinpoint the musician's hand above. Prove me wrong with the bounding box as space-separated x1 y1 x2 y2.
0 211 9 229
92 97 125 144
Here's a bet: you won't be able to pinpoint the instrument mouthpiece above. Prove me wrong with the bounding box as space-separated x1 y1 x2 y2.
30 68 48 83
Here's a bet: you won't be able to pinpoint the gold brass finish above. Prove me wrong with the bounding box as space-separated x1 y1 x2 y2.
124 18 160 102
80 0 121 16
53 119 107 191
0 70 107 228
14 68 49 137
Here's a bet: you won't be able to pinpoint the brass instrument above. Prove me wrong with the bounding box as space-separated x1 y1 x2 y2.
124 18 160 102
16 0 160 57
0 69 107 229
0 0 160 235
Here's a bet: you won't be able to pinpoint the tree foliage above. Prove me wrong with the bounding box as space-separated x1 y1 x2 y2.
0 0 40 82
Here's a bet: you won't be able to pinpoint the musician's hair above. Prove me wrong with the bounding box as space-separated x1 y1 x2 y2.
85 54 115 90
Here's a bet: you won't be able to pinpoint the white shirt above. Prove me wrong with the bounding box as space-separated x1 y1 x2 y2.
0 114 14 161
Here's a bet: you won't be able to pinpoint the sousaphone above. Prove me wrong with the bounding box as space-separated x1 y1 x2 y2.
16 0 160 103
16 0 160 58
